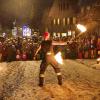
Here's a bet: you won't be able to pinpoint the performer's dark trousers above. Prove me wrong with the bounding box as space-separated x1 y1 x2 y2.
39 54 62 86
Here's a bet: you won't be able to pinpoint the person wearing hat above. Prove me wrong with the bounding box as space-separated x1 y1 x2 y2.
34 32 62 87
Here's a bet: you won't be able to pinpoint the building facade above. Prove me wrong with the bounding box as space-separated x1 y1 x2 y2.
77 0 100 37
42 0 78 38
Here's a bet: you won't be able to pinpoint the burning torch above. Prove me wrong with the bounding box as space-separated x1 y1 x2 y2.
54 52 63 64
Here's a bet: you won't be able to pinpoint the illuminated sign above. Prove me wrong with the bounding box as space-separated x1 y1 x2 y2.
23 26 31 37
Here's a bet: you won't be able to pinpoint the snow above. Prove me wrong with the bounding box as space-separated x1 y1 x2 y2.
0 60 100 100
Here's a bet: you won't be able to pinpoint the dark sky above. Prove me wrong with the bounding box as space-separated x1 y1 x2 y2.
0 0 96 29
79 0 96 6
0 0 53 29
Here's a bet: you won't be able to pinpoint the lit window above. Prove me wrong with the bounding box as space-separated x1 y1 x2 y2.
73 17 76 24
68 30 71 36
67 17 70 24
58 18 60 25
63 18 66 26
62 33 67 37
53 18 56 25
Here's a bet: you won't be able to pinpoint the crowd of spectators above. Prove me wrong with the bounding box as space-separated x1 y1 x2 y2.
0 35 100 62
53 36 100 59
0 36 40 62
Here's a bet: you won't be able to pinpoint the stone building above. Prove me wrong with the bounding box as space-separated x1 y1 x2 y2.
42 0 79 38
77 0 100 37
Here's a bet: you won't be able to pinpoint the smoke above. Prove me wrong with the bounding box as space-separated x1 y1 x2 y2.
86 21 98 31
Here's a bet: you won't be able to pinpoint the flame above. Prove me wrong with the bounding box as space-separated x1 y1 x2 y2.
77 24 87 33
54 52 63 64
97 58 100 62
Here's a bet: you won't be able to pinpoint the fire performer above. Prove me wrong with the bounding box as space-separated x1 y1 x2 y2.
34 32 62 87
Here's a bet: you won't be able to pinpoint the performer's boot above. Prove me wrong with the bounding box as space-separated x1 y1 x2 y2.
57 75 62 85
39 77 44 87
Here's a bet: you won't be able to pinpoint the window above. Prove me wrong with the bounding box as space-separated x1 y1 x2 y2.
73 17 76 24
63 18 66 26
67 17 70 24
53 18 56 25
57 18 60 25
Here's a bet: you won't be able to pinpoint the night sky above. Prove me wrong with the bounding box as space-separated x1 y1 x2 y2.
79 0 96 6
0 0 53 29
0 0 97 29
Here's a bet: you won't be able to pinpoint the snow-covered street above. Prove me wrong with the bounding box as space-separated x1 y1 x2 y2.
0 60 100 100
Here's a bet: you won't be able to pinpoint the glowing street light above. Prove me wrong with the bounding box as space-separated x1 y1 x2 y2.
77 24 87 33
